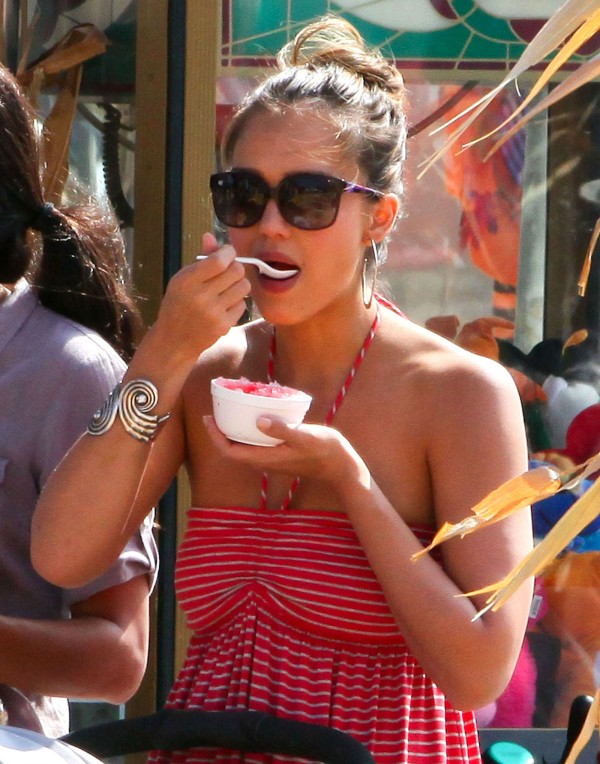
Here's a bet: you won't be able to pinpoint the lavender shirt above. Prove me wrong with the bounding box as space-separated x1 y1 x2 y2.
0 279 158 734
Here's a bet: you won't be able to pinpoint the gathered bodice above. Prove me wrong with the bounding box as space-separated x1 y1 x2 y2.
176 506 433 645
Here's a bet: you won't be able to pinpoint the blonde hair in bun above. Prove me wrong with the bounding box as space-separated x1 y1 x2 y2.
280 15 406 105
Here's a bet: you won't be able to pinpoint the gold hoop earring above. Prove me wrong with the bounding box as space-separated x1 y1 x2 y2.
362 239 379 309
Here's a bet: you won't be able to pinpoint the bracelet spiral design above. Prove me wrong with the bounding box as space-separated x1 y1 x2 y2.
87 384 121 436
87 379 170 443
120 379 169 441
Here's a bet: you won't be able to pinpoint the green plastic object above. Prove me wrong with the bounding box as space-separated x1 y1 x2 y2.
484 740 535 764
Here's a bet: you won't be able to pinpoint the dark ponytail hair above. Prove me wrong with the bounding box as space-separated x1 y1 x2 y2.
0 62 142 362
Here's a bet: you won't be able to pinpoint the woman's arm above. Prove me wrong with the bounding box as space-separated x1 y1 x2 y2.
32 238 250 587
339 360 533 709
0 575 149 702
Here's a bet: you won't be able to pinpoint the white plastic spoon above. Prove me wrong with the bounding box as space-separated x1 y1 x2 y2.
195 255 299 280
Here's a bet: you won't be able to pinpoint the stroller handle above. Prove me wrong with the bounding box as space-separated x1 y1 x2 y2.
62 708 376 764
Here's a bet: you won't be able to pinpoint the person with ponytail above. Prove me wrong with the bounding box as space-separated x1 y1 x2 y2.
33 16 531 762
0 62 157 735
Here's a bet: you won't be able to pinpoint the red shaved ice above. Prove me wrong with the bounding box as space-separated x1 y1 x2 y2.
213 376 304 399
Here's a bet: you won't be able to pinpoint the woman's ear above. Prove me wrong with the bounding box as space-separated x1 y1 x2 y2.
367 193 399 243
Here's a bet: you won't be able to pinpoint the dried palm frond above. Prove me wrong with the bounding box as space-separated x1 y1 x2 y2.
463 7 600 149
479 51 600 162
420 0 600 176
420 0 600 289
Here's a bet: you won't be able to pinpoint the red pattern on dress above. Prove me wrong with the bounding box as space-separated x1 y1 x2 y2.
149 506 482 764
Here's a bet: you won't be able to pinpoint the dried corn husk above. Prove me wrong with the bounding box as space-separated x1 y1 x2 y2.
464 469 600 619
414 451 600 563
412 465 561 559
419 0 600 285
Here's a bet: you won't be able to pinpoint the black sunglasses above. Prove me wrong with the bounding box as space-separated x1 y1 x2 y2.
210 169 383 231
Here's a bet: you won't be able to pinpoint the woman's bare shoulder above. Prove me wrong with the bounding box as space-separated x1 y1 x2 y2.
379 313 528 492
381 311 518 405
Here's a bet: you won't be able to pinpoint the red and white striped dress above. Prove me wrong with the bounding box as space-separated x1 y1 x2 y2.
150 506 482 764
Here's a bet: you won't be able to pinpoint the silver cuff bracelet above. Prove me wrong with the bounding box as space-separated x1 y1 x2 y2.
87 379 170 443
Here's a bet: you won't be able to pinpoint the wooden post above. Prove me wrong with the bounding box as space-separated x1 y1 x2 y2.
180 0 219 263
133 0 169 326
125 0 169 734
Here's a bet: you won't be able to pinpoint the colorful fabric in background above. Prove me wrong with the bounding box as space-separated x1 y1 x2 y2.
532 551 600 727
442 87 526 324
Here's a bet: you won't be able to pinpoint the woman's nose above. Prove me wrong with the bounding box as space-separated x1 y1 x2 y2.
257 198 290 236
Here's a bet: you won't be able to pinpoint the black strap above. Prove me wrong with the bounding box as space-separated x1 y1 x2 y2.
62 709 375 764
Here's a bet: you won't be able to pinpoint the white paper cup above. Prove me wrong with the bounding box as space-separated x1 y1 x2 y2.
211 377 312 447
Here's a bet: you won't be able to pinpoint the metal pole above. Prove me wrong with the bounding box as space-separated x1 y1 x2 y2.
155 0 187 709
